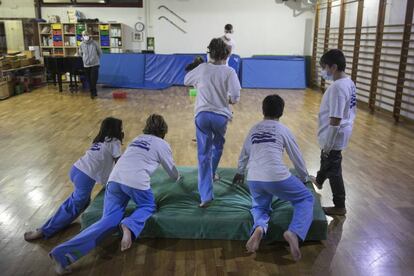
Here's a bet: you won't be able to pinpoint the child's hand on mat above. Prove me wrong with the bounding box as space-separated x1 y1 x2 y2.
176 174 184 184
232 173 244 185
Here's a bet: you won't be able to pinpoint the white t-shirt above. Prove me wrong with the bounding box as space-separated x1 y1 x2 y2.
221 35 236 54
318 77 357 150
237 120 309 182
221 35 236 66
184 63 241 119
108 134 179 190
74 138 122 185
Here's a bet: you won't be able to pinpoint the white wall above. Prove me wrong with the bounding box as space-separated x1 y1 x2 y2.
149 0 314 57
40 0 314 57
41 7 146 52
0 0 35 18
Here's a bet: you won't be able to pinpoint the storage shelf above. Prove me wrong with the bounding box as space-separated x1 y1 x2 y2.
39 22 124 57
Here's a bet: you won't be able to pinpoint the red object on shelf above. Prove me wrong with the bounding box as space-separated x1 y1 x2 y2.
53 41 63 46
112 90 127 99
53 30 62 35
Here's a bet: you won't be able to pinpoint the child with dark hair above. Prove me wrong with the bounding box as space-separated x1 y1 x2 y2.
233 95 314 261
24 117 123 241
184 38 241 208
310 49 356 216
49 114 181 274
185 56 205 72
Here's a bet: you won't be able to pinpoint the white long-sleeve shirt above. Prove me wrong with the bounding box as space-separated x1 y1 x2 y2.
108 134 179 190
184 63 241 119
318 77 357 150
74 137 122 185
237 120 309 182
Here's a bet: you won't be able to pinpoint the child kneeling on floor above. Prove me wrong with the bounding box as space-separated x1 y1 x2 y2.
233 95 314 261
49 114 181 274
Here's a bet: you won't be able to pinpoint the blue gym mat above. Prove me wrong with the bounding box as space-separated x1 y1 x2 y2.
241 56 306 89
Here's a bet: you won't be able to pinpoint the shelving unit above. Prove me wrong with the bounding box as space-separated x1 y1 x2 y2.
38 22 124 57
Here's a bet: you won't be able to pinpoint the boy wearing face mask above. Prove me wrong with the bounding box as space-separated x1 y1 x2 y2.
79 30 102 99
310 49 356 216
220 24 235 65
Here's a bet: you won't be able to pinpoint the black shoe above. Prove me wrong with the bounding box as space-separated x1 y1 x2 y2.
90 94 96 99
323 207 347 216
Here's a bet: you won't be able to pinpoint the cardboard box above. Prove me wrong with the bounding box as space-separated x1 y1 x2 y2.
11 60 21 69
20 59 31 67
0 59 11 69
16 54 27 60
5 55 18 61
0 79 14 100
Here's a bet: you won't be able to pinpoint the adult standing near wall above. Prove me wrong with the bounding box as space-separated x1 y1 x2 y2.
221 24 236 65
221 24 236 55
79 30 102 99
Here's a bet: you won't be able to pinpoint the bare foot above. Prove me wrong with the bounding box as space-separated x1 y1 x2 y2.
120 224 133 252
199 200 213 208
24 229 44 241
309 175 322 190
50 254 71 275
246 226 264 253
283 230 301 261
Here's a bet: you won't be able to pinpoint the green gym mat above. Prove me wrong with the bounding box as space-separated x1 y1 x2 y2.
80 167 327 241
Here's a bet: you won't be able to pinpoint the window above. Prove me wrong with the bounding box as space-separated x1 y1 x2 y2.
42 0 72 3
41 0 142 6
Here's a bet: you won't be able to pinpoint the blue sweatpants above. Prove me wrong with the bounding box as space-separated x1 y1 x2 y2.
248 175 314 241
41 166 95 238
195 111 228 202
50 181 156 268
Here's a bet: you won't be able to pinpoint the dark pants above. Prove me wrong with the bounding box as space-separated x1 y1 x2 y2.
84 65 99 96
316 150 345 208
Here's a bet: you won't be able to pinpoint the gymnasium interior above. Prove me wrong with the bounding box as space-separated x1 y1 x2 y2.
0 0 413 275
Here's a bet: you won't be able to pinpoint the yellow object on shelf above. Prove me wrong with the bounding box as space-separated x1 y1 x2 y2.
99 25 109 30
51 23 62 30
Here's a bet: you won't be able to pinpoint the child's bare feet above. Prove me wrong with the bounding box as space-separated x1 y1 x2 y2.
283 230 301 261
199 200 213 208
24 229 43 241
120 224 133 252
246 226 264 253
309 175 323 190
50 254 71 275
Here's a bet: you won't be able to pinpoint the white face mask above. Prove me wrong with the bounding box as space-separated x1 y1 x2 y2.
321 69 333 81
224 33 232 39
83 35 90 41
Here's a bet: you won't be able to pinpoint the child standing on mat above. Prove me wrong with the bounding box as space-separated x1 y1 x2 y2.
184 38 241 208
310 49 356 216
49 114 181 274
233 95 314 261
24 117 123 241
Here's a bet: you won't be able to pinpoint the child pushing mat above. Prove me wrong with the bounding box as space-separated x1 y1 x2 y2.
24 117 123 241
48 114 181 274
233 95 314 261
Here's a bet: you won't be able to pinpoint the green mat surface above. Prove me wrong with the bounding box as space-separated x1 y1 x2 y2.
81 167 327 241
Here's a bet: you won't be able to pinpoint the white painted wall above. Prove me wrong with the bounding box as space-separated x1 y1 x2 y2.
0 0 35 18
41 0 315 57
148 0 315 56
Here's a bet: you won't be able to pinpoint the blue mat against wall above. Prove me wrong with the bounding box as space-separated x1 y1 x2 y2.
99 53 241 90
145 54 207 86
99 54 145 88
241 56 306 89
